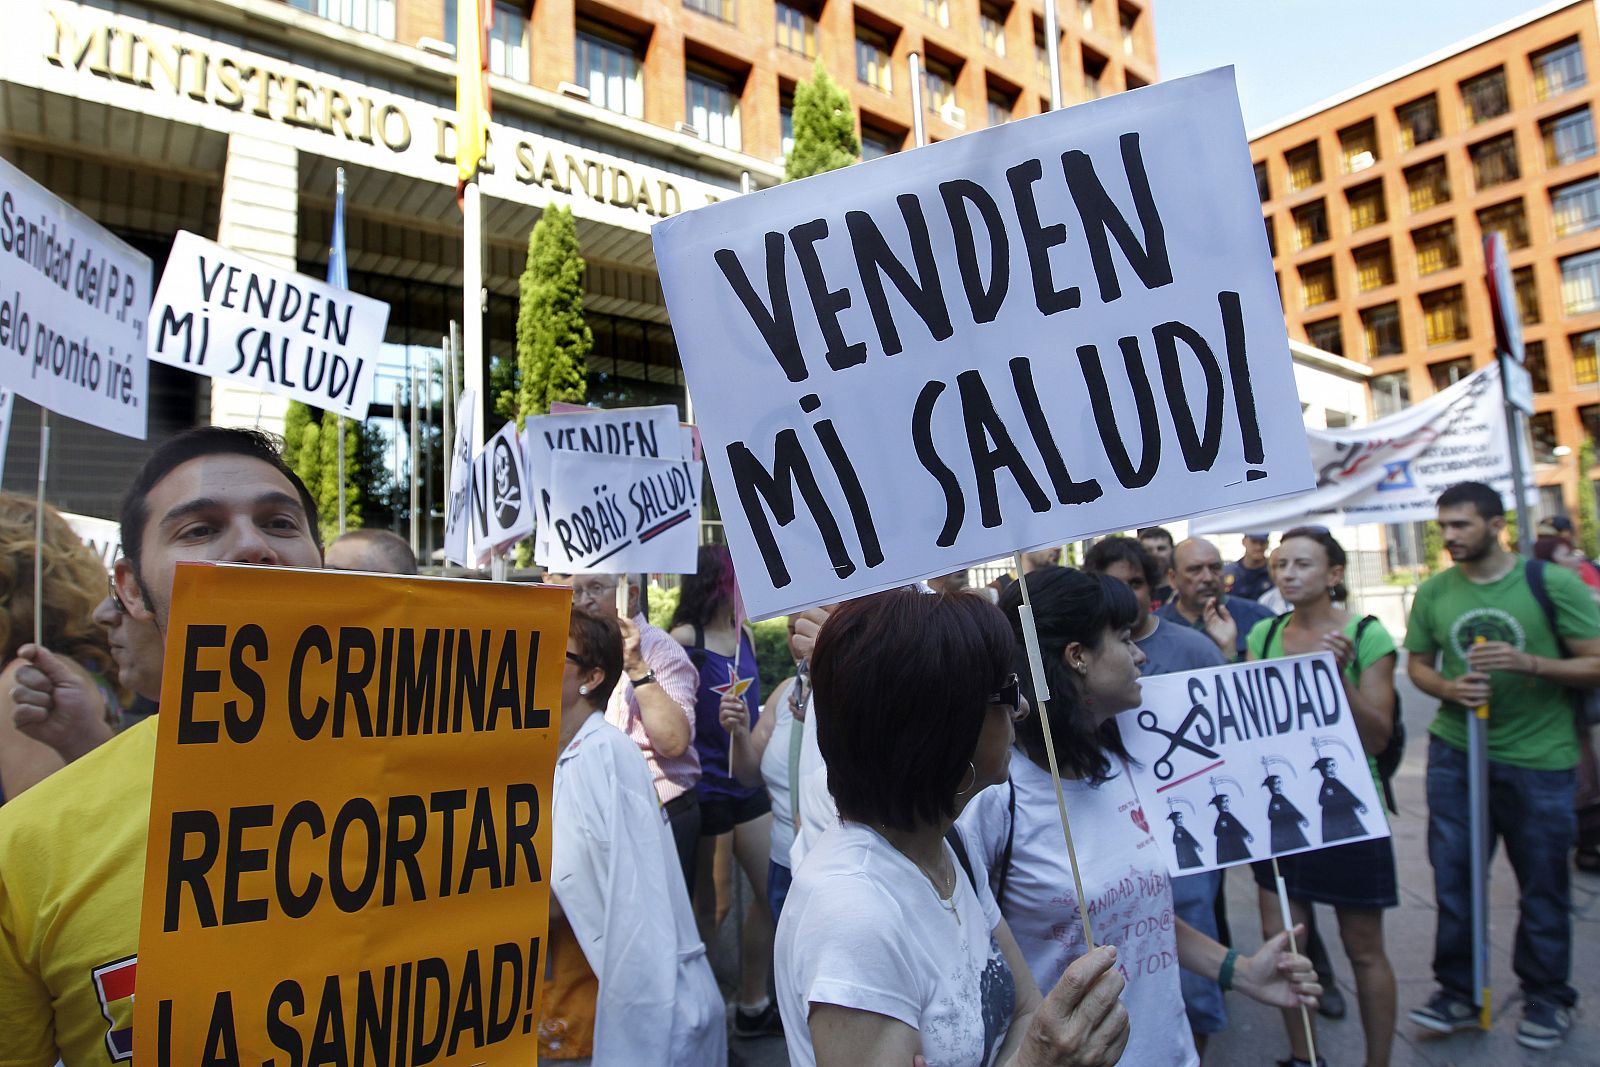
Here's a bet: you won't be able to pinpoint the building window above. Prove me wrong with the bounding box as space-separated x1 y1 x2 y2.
922 0 950 27
1460 67 1509 125
1082 49 1106 100
576 29 643 118
1543 107 1597 167
1264 216 1276 257
981 3 1007 56
1035 28 1050 81
1525 340 1550 392
776 2 818 57
1428 355 1473 390
1477 199 1529 252
1470 132 1520 189
1254 161 1270 202
1405 157 1450 213
1515 265 1541 325
1533 38 1586 101
686 69 741 150
1305 317 1343 356
857 28 893 93
1562 249 1600 315
1119 5 1137 55
861 126 900 159
1372 370 1410 414
1299 259 1336 309
288 0 395 38
1552 176 1600 238
780 99 794 157
1292 199 1329 251
1346 179 1386 231
1362 303 1404 358
445 0 529 79
1531 412 1560 463
1285 142 1322 192
1574 329 1600 384
1396 94 1440 151
1339 119 1379 173
987 87 1014 127
924 57 960 122
1421 286 1469 347
1354 240 1395 292
1412 220 1459 276
685 0 735 22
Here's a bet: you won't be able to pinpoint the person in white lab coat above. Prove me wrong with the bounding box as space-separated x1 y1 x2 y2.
546 606 726 1067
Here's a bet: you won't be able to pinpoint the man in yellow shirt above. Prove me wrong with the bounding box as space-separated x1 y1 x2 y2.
0 427 325 1066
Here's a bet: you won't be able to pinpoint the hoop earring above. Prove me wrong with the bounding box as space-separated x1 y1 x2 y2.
956 760 977 795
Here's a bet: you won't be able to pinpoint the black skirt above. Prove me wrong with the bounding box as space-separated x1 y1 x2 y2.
1251 835 1398 910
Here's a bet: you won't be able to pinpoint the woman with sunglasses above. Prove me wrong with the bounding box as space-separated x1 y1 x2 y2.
540 606 724 1066
776 587 1129 1067
955 566 1320 1067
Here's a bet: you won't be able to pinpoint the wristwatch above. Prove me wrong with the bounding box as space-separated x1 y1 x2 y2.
630 669 658 689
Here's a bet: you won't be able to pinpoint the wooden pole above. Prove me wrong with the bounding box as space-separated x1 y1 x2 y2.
1272 857 1319 1065
32 412 49 646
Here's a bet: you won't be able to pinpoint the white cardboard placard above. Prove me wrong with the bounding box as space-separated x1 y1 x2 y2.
536 451 701 574
0 157 150 439
652 68 1313 619
469 418 535 561
444 388 477 566
1116 652 1390 878
149 231 387 418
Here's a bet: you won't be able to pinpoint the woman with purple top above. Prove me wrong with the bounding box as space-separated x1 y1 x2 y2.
670 543 781 1039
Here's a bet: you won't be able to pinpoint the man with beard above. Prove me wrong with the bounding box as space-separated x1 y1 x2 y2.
1405 481 1600 1050
1157 538 1276 661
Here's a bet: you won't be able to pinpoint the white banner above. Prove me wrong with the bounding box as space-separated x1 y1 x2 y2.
653 68 1312 619
0 388 13 483
470 419 535 562
64 511 120 571
535 452 701 574
149 231 387 418
444 388 477 567
1116 653 1390 878
1191 364 1519 534
0 157 150 439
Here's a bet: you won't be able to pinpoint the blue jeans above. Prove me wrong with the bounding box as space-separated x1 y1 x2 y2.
768 859 793 924
1425 736 1577 1007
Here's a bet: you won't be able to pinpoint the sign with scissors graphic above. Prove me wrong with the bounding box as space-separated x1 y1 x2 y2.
1116 652 1389 877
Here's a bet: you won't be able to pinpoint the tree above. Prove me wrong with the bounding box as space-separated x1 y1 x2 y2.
282 398 369 543
1582 439 1600 560
318 415 361 537
786 63 860 182
514 206 592 425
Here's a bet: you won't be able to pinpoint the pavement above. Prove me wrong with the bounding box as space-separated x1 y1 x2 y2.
719 670 1600 1067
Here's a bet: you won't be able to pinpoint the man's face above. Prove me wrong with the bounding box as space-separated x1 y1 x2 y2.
94 558 167 699
554 574 635 618
121 454 323 630
1242 536 1269 567
1140 536 1173 576
1437 503 1502 564
1100 559 1151 630
1023 547 1061 570
1172 540 1225 610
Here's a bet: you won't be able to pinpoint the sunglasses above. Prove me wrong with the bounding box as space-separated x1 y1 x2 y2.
988 673 1026 721
108 577 127 616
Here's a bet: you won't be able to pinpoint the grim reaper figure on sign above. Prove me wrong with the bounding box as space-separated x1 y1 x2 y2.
1311 736 1368 842
1166 797 1204 869
1207 776 1254 863
1261 755 1310 853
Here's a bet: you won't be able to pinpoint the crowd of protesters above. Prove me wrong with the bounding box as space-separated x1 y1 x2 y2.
0 419 1595 1067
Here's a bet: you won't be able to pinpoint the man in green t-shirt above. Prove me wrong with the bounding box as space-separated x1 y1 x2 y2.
1403 481 1600 1051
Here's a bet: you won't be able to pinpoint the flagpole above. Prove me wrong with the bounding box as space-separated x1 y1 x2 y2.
409 372 421 557
909 53 927 148
464 181 486 458
330 166 349 536
1043 0 1063 111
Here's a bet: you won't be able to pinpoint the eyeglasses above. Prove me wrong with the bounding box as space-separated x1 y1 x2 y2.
988 673 1026 721
108 577 127 616
571 581 620 607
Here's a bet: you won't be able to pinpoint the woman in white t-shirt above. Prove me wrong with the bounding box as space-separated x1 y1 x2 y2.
956 566 1322 1067
775 589 1132 1067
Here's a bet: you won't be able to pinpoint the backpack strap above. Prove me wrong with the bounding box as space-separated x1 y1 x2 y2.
1261 612 1291 659
687 622 708 671
1526 559 1565 650
787 680 805 831
946 827 979 893
997 775 1016 910
1352 615 1379 672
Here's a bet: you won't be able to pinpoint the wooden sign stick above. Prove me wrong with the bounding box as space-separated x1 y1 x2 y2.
32 412 50 646
1271 856 1319 1066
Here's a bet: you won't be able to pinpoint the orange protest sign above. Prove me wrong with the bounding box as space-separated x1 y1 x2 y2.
134 563 568 1064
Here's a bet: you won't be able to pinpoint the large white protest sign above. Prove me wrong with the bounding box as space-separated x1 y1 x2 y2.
1191 363 1520 534
536 451 702 574
0 389 12 483
64 511 120 572
444 387 477 566
470 418 535 561
0 157 150 439
149 231 387 418
1116 653 1389 878
653 68 1312 619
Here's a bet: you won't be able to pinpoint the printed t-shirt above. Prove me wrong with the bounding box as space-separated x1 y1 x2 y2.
1403 558 1600 770
1156 596 1276 658
687 629 762 802
760 677 798 866
1249 612 1398 792
955 754 1197 1067
0 717 155 1067
776 822 1014 1067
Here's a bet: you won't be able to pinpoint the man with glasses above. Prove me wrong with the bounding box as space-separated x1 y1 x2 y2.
551 572 703 890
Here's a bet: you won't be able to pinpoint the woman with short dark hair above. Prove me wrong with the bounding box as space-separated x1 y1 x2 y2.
775 587 1131 1067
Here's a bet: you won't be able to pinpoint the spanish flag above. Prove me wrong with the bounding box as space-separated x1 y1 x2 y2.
456 0 491 199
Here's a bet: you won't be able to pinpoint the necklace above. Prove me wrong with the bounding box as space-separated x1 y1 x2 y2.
888 837 961 925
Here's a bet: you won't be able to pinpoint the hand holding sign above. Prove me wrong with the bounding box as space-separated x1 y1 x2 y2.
1238 926 1321 1010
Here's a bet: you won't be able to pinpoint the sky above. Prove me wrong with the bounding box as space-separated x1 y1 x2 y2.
1155 0 1559 131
